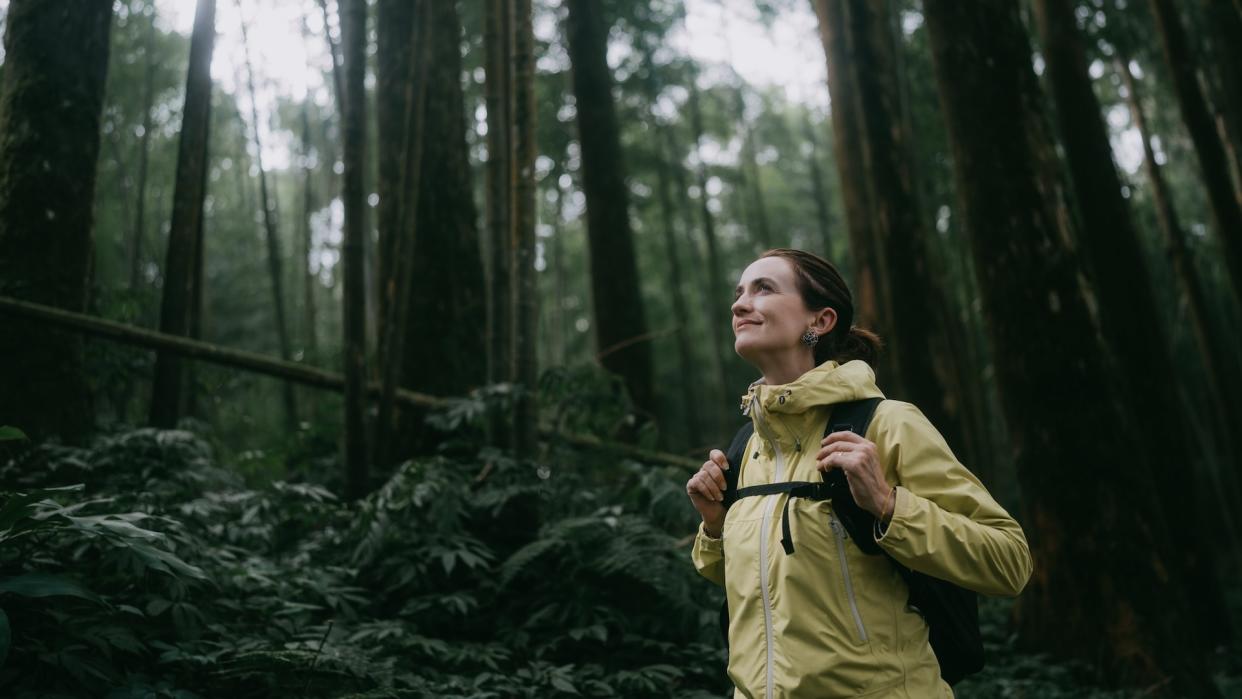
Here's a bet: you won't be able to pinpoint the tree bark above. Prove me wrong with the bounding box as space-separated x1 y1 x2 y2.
1150 0 1242 313
923 1 1223 693
484 0 513 450
1037 0 1232 645
810 0 897 388
237 4 297 431
564 0 656 431
512 0 540 458
1118 50 1242 529
150 0 215 430
380 0 487 461
827 0 970 459
0 0 112 442
341 0 369 498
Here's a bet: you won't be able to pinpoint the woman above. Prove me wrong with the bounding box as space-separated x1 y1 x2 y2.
686 248 1032 698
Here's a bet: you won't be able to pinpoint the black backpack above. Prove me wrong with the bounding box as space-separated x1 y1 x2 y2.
718 397 984 685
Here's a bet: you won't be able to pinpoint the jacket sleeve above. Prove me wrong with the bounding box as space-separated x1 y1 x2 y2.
870 400 1033 597
691 521 725 586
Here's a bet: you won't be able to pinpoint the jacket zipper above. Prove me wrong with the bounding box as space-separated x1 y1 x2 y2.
829 512 868 643
753 398 780 699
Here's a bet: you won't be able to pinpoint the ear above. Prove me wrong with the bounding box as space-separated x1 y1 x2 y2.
810 307 837 336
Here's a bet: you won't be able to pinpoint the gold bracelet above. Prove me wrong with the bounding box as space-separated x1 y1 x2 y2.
880 486 896 522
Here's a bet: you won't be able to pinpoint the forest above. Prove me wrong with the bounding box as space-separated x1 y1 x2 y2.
0 0 1240 696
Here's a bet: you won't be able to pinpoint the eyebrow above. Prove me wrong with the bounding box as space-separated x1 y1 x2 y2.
734 277 778 297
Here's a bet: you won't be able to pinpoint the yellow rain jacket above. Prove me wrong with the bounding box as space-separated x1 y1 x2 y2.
692 360 1032 698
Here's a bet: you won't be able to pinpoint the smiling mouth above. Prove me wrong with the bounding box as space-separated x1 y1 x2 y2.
736 321 761 329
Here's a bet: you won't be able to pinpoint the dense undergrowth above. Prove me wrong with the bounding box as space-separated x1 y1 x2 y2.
0 387 1238 698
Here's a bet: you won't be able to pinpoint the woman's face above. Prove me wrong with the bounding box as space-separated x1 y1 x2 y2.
732 257 836 365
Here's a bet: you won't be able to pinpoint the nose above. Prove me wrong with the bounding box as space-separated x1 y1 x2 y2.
731 293 752 317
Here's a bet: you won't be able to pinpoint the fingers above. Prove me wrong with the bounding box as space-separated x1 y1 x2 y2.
709 448 730 470
821 430 866 446
687 469 724 502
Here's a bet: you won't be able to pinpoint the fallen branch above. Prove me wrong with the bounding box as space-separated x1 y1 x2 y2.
0 296 700 469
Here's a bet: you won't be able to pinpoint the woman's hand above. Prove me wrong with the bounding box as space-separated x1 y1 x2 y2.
817 431 893 521
686 449 730 537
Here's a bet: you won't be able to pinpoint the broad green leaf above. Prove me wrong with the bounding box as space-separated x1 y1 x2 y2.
0 426 26 442
0 573 105 605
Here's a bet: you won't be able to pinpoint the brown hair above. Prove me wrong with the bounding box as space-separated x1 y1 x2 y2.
759 248 883 367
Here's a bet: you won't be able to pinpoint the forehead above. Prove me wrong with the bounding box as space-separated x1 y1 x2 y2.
737 257 795 286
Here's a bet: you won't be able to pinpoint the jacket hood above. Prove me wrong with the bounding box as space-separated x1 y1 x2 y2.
740 359 884 418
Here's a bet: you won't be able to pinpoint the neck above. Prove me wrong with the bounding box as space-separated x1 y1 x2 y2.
756 351 817 386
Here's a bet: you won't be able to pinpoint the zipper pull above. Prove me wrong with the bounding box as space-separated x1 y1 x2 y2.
829 513 848 540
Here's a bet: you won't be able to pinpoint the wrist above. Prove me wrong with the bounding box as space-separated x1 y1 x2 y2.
878 485 896 523
701 519 723 539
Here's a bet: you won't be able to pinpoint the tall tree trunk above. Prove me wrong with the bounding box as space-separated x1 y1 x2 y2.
829 0 970 459
150 0 215 430
1119 50 1242 533
640 46 702 449
131 8 157 293
684 71 732 439
341 0 369 498
1037 0 1231 645
299 97 319 360
564 0 656 430
379 0 487 461
484 0 513 449
1198 0 1242 202
802 113 834 257
811 0 899 390
732 84 773 251
1150 0 1242 312
512 0 539 458
0 0 112 442
237 4 297 431
923 1 1221 693
375 0 413 315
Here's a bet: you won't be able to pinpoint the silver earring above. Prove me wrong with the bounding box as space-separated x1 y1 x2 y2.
801 328 819 347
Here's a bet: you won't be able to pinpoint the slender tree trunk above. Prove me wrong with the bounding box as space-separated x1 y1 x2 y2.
564 0 656 430
1119 50 1242 525
341 0 369 498
550 170 567 366
811 0 898 389
802 113 834 257
512 0 539 458
185 173 208 419
150 0 215 429
484 0 513 449
640 46 702 449
731 85 772 251
0 0 112 442
237 5 297 431
299 97 319 359
1150 0 1242 312
131 9 157 293
1037 0 1231 644
684 72 732 437
1198 0 1242 202
923 1 1222 693
376 0 413 316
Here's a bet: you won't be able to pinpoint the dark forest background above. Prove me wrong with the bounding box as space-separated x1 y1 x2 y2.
0 0 1241 696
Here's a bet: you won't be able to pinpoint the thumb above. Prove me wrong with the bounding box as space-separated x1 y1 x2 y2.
709 448 730 470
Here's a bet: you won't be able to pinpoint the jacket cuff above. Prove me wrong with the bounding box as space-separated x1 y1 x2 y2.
696 521 723 550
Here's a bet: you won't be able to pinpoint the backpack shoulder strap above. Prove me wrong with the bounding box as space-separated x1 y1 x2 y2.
722 421 754 509
825 396 884 438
